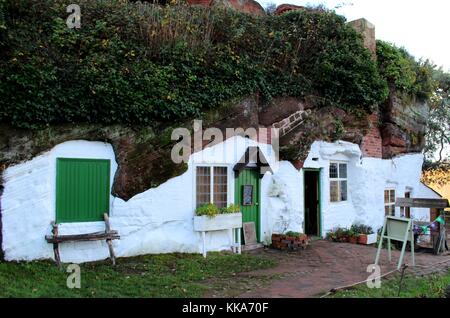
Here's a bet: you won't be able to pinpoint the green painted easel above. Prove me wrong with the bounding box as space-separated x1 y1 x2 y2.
375 216 415 270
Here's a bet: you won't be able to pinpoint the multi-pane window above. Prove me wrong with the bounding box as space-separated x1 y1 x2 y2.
401 191 411 218
384 189 396 216
329 162 348 202
196 166 228 208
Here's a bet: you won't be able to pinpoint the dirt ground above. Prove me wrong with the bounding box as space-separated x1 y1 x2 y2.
203 240 450 298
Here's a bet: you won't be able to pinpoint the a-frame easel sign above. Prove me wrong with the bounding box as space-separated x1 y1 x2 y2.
375 216 415 270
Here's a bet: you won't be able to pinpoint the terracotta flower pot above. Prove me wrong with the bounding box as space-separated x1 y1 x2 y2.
358 234 368 245
348 237 358 244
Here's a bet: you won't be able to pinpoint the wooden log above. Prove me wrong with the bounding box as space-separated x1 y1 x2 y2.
45 214 120 267
45 231 119 243
104 213 116 266
395 198 449 208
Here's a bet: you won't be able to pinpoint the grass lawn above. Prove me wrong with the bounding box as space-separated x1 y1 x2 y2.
0 252 276 298
330 270 450 298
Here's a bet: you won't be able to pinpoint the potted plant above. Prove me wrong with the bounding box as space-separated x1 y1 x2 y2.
352 224 376 245
335 227 348 243
193 203 242 232
347 228 358 244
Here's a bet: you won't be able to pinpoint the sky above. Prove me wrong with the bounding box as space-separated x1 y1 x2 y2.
257 0 450 72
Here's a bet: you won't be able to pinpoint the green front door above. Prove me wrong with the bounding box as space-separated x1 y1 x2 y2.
235 168 260 242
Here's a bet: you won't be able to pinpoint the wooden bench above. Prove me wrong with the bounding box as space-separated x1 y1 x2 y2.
45 213 120 266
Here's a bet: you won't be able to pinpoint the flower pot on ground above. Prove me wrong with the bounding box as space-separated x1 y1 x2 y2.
351 224 376 245
326 227 348 243
358 233 377 245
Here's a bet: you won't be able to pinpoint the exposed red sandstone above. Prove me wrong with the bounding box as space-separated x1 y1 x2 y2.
274 4 306 15
187 0 266 16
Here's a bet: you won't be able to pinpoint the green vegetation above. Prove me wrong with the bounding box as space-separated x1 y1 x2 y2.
0 0 388 129
0 252 276 297
350 223 374 235
423 69 450 165
331 271 450 298
376 40 435 99
195 203 240 217
220 203 241 214
284 231 302 238
195 203 219 217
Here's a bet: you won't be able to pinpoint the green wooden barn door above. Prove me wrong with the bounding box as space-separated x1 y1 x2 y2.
235 169 260 242
56 158 111 223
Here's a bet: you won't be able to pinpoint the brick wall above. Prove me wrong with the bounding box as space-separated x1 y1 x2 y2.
361 113 383 158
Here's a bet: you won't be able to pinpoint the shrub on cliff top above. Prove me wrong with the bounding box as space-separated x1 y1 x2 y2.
376 40 436 100
0 0 389 129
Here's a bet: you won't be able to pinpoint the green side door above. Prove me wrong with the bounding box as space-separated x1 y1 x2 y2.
234 168 260 242
56 158 111 223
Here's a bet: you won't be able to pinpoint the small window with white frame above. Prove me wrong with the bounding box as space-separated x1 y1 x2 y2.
384 189 396 216
329 162 348 202
196 166 228 208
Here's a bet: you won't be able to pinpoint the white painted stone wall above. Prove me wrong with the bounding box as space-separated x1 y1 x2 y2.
1 137 286 263
302 141 431 237
1 137 435 263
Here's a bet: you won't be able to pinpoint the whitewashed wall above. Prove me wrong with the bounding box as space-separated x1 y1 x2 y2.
301 141 430 237
1 137 290 263
1 137 432 263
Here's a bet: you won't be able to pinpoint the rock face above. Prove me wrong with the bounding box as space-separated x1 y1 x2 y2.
0 95 370 201
381 91 429 158
274 4 306 15
187 0 266 16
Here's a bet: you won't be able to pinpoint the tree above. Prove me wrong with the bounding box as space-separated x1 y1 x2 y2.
424 68 450 164
264 2 277 14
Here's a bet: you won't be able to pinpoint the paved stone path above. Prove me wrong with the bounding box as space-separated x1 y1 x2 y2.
206 240 450 298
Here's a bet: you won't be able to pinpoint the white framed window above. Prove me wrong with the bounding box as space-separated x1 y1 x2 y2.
329 162 347 202
195 166 228 208
384 189 396 216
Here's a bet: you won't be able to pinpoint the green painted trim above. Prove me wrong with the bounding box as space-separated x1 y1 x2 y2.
234 168 261 242
303 168 323 238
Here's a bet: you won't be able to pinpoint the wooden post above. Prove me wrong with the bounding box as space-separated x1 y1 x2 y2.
397 219 411 270
51 222 61 267
387 238 392 262
375 218 387 266
238 228 241 255
410 225 415 266
229 229 234 253
202 231 206 258
104 213 116 266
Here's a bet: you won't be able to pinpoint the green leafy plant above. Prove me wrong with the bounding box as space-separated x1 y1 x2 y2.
376 40 435 100
195 203 219 218
220 204 240 214
351 224 374 235
198 203 240 218
285 231 302 238
327 226 363 242
0 0 390 129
